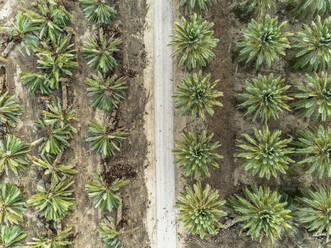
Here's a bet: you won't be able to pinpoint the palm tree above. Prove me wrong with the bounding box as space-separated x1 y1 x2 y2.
174 131 222 179
0 135 30 176
236 15 292 69
85 173 129 212
82 33 121 74
28 227 73 248
296 185 331 243
291 0 331 17
28 177 75 221
80 0 117 26
0 225 26 247
295 126 331 178
20 72 53 95
98 217 122 247
175 181 227 239
179 0 216 13
169 14 219 70
237 74 292 123
229 185 293 243
0 183 25 225
293 72 331 122
235 127 294 179
292 16 331 72
239 0 275 16
0 91 22 128
86 73 127 113
86 120 127 157
174 71 223 120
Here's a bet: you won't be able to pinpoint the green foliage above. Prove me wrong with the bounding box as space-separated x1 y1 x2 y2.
0 11 39 55
169 14 219 70
0 184 25 225
295 126 331 178
20 72 52 95
174 71 223 120
86 173 129 212
82 34 121 74
292 16 331 72
80 0 117 26
296 185 331 242
229 185 293 243
293 72 331 121
31 155 77 182
235 127 294 179
28 177 75 221
236 15 292 69
86 120 127 157
175 181 227 239
291 0 331 17
239 0 275 16
0 91 22 128
0 225 26 247
86 73 127 113
0 135 29 176
98 217 122 248
179 0 216 13
174 131 222 179
237 74 292 123
28 227 73 248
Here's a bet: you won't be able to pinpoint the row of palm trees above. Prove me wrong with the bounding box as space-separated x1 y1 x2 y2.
169 0 331 246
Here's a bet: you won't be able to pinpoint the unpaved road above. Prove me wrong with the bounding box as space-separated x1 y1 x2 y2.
154 0 177 247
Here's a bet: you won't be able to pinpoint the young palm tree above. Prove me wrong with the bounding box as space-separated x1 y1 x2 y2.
295 126 331 178
239 0 275 16
296 185 331 243
0 225 26 247
293 72 331 122
86 173 128 212
82 34 121 74
174 71 223 120
98 217 122 247
291 0 331 17
237 74 292 123
0 91 22 128
20 72 53 95
28 227 73 248
236 15 292 69
229 185 293 243
31 155 77 182
28 177 75 221
0 11 39 55
174 131 222 179
235 127 294 179
86 120 127 157
169 14 219 70
80 0 117 26
0 135 29 176
0 183 25 225
175 181 227 239
179 0 216 13
86 73 127 113
292 16 331 72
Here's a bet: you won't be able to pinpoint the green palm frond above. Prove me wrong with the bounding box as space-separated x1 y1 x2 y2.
237 74 292 123
174 70 223 120
98 217 123 248
169 14 219 70
229 185 293 243
28 177 75 221
20 72 53 95
175 181 227 239
0 91 22 128
291 0 331 17
295 126 331 178
0 184 25 225
80 0 117 25
28 227 73 248
0 135 29 176
292 16 331 72
86 120 127 157
179 0 216 13
86 173 129 212
0 225 26 247
239 0 276 16
86 73 127 113
235 127 294 179
82 34 121 74
175 130 222 179
296 185 331 242
236 15 292 69
293 72 331 121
